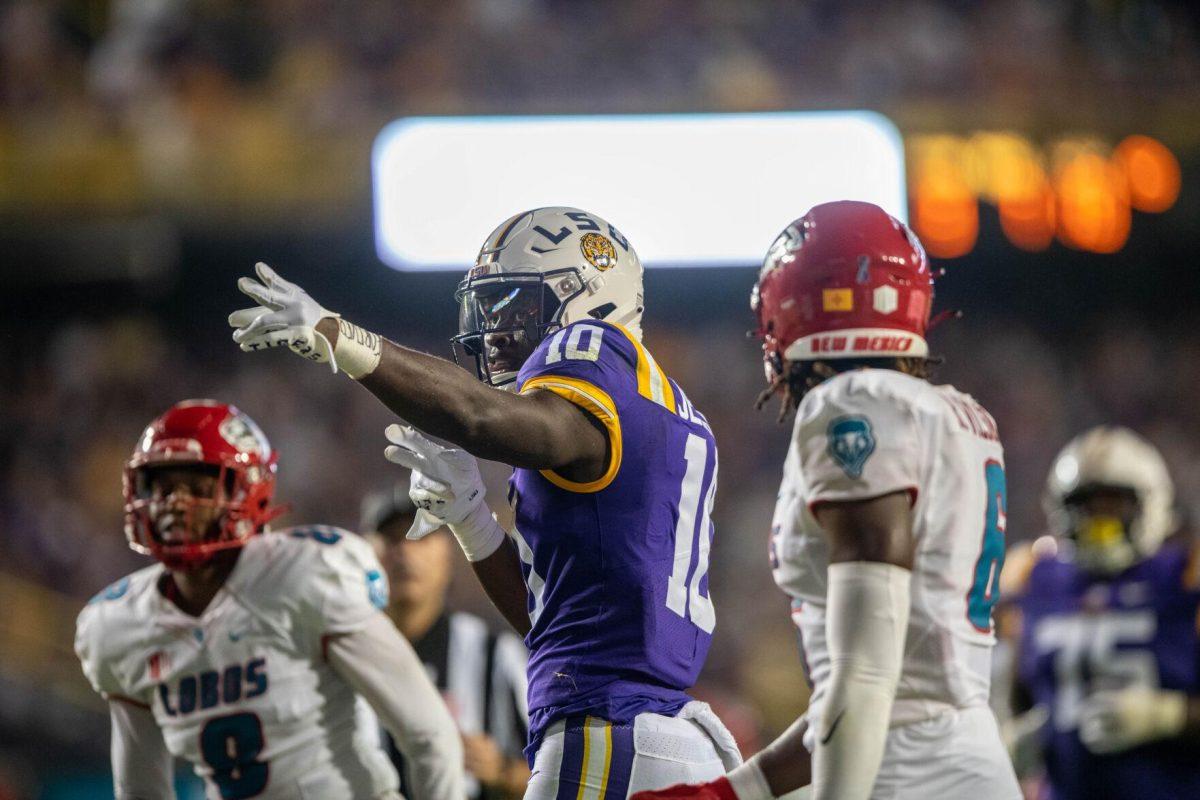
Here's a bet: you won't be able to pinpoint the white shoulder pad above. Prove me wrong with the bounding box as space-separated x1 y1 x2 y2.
75 567 160 701
795 369 924 507
259 527 390 641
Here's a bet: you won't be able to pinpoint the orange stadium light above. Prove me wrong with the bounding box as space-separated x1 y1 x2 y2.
1114 135 1181 213
909 136 978 259
1055 151 1131 254
912 178 978 259
908 131 1178 257
972 132 1056 252
998 176 1056 252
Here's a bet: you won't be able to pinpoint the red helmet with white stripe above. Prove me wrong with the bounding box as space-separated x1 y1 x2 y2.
751 201 933 381
124 400 283 570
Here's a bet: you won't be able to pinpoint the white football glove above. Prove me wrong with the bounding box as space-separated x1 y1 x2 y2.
229 262 341 369
382 424 505 562
1079 686 1187 754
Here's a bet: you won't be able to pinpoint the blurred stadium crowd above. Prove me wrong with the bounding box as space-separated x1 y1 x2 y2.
4 0 1199 133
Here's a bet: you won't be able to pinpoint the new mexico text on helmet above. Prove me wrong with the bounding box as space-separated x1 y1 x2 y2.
752 200 933 378
452 207 644 387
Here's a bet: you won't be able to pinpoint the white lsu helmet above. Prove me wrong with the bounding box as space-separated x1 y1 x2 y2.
1044 426 1177 571
452 206 644 387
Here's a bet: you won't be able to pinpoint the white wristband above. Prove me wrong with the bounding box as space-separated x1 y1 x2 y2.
449 501 507 563
727 756 773 800
333 319 383 380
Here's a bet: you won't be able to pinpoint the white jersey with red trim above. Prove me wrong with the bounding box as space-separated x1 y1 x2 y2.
75 528 398 800
770 368 1007 733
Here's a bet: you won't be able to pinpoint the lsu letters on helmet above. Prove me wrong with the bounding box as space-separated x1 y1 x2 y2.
751 200 933 382
452 206 644 387
1045 426 1177 574
124 400 283 570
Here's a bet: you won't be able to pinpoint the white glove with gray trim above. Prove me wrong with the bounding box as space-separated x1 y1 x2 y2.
230 262 382 379
383 424 505 562
229 262 340 368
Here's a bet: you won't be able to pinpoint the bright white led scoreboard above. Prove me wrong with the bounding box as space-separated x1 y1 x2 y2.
372 112 906 271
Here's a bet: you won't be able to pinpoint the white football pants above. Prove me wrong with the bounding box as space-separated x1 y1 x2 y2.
867 705 1021 800
524 701 742 800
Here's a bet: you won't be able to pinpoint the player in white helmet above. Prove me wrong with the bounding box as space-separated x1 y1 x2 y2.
450 207 647 387
1043 426 1177 573
1003 426 1200 800
229 208 740 797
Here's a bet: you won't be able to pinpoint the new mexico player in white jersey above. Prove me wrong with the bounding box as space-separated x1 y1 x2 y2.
634 202 1020 800
774 368 1005 736
74 400 464 800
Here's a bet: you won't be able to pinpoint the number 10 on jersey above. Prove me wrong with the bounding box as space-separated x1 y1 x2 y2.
666 433 717 633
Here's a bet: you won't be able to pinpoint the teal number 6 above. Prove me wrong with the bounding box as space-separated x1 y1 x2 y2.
967 460 1007 633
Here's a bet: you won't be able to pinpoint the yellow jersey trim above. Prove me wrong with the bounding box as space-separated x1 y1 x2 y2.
576 716 594 800
613 324 677 413
597 721 614 799
575 717 614 800
520 375 622 493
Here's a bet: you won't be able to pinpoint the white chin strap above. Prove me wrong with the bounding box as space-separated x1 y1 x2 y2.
490 369 518 389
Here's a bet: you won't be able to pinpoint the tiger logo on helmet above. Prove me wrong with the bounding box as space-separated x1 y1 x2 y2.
580 232 619 271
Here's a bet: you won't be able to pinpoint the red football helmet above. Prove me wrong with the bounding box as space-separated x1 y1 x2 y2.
123 400 283 570
751 200 934 381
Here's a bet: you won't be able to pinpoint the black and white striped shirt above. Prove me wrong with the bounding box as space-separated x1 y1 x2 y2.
389 611 528 799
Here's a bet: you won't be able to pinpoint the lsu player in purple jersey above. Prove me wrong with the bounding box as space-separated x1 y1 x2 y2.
74 400 464 800
1004 426 1200 800
636 201 1021 800
229 207 742 798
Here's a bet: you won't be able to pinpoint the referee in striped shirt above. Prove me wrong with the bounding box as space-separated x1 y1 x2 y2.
362 486 532 799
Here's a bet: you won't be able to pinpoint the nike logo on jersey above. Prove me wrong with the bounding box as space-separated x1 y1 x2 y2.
820 709 845 745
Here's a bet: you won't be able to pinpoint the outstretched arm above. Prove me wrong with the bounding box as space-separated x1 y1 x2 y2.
327 613 466 800
229 263 606 476
351 322 605 471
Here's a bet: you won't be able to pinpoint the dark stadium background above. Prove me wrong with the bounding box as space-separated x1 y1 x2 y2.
1 1 1198 797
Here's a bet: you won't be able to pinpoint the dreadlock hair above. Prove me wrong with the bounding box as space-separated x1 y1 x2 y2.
755 356 938 423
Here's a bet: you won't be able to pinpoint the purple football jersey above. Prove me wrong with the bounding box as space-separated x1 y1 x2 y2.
511 319 718 760
1016 543 1200 800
